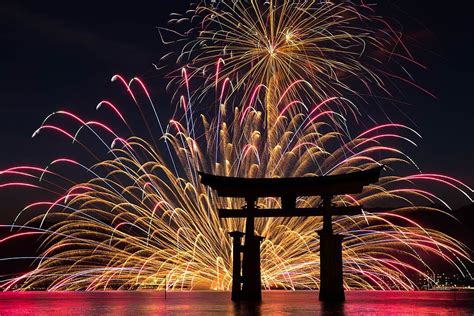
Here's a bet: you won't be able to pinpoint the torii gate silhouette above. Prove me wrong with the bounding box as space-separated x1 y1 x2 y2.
199 166 382 302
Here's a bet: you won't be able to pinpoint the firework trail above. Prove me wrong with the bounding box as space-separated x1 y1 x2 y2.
0 0 472 291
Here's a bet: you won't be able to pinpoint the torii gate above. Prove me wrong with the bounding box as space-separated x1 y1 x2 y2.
199 166 382 302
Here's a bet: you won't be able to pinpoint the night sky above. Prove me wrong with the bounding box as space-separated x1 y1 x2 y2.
0 1 473 222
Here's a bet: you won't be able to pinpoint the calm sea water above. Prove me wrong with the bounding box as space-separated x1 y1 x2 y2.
0 290 473 315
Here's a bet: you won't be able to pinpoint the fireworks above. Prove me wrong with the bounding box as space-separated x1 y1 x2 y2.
0 70 472 291
0 0 472 291
161 0 428 125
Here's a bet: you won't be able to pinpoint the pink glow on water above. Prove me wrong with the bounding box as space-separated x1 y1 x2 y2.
0 291 471 315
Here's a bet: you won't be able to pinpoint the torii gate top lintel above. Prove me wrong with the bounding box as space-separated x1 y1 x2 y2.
199 166 383 219
198 166 383 199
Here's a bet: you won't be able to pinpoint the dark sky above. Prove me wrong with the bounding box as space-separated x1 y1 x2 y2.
0 1 473 222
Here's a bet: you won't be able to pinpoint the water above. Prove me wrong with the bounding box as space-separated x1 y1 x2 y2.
0 291 473 315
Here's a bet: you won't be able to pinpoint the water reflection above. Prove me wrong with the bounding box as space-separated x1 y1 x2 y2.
0 290 472 315
320 302 346 315
233 301 262 316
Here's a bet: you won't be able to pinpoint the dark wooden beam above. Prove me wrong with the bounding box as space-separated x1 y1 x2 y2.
199 166 383 198
218 206 363 218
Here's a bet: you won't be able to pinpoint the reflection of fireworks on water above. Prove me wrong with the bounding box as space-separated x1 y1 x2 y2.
0 69 472 291
0 0 472 291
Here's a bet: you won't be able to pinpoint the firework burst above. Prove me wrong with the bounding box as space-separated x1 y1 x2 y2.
160 0 429 126
0 69 471 291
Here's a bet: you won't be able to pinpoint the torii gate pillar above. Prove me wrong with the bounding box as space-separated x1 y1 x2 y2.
228 231 244 301
318 195 345 302
241 203 264 301
318 232 345 301
229 199 264 301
